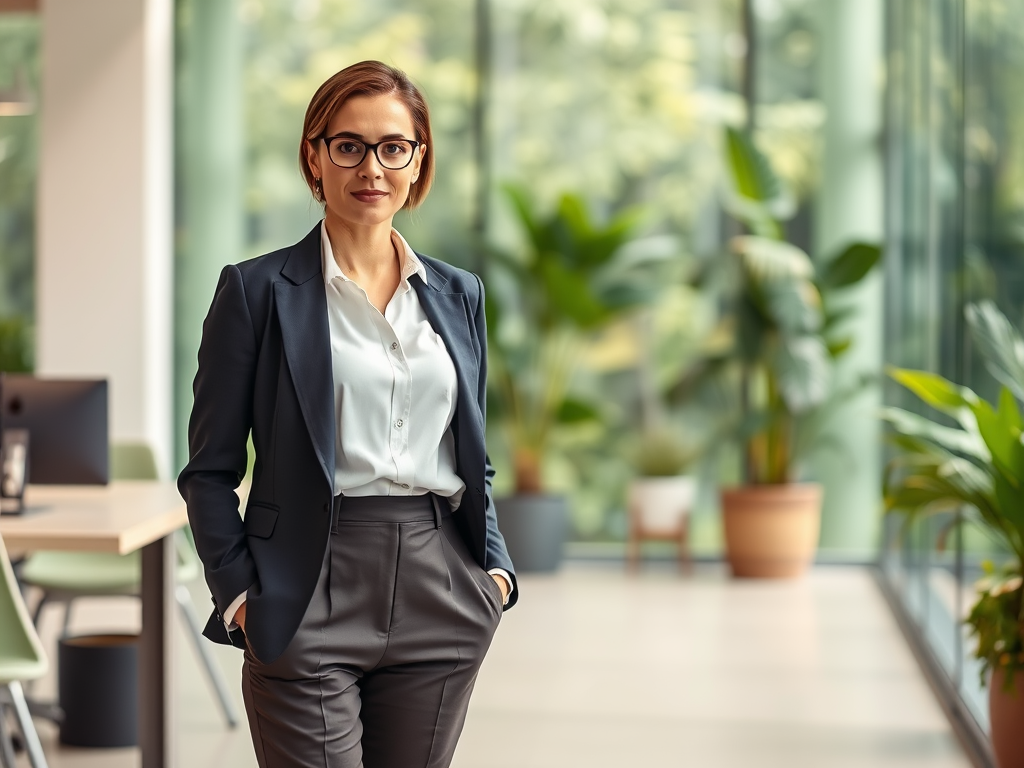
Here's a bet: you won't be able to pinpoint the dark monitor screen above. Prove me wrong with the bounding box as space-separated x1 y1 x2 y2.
1 375 109 485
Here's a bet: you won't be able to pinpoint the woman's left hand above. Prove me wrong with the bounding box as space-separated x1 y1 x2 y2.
490 573 510 604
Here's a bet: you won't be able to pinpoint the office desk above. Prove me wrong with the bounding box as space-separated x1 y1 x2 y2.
0 481 187 768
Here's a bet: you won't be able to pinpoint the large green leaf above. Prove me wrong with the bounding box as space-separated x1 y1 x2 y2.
992 471 1024 537
965 301 1024 404
998 385 1023 433
881 406 990 460
537 258 608 328
556 397 603 424
889 368 973 414
722 128 784 238
577 211 645 268
818 242 882 289
969 395 1024 489
773 335 831 413
724 127 781 204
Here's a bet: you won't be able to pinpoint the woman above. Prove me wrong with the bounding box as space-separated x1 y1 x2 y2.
178 60 516 768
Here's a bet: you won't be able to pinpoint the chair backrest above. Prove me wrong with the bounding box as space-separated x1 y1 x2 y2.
111 442 201 577
0 533 47 674
110 442 159 481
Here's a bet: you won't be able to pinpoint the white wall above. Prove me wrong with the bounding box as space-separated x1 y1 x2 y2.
36 0 173 478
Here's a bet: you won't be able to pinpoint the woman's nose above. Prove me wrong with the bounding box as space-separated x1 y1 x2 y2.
359 154 384 179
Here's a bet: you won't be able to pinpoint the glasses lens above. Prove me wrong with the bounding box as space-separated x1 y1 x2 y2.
329 139 367 168
376 141 414 170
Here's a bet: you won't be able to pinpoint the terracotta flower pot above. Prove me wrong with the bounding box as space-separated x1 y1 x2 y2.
720 483 822 578
990 666 1024 768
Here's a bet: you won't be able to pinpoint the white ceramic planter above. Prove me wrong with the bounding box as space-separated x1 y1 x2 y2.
627 476 697 534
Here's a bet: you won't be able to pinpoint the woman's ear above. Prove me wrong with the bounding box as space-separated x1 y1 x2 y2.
305 138 323 180
411 143 427 182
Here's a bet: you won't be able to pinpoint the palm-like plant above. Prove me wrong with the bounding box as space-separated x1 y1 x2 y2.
487 183 672 493
883 300 1024 689
722 128 881 484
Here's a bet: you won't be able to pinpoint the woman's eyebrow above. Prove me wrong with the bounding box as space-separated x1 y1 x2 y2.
329 131 412 141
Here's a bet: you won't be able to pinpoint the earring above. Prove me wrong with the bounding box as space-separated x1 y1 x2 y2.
314 177 324 200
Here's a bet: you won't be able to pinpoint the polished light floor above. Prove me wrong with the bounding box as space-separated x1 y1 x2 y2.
14 563 970 768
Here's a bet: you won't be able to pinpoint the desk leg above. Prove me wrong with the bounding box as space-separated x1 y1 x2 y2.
140 535 176 768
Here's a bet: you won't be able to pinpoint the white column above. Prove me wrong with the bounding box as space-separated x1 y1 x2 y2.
36 0 173 479
811 0 884 556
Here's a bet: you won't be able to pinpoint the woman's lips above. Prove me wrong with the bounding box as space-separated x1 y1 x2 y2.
352 190 388 203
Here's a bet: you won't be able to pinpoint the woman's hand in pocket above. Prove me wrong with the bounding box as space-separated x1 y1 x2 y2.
490 574 509 604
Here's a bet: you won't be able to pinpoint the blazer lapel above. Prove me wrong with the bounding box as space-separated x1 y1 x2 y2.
412 261 481 443
274 226 335 488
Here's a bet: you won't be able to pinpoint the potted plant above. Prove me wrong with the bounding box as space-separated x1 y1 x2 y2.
487 184 671 571
717 127 881 577
883 301 1024 768
625 429 700 570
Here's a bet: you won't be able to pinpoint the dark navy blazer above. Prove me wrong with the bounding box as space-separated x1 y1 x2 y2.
178 223 517 664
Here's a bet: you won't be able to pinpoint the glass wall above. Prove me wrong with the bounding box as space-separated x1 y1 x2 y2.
881 0 1024 735
172 0 886 553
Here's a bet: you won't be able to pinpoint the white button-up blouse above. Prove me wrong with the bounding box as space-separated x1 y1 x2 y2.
320 221 465 508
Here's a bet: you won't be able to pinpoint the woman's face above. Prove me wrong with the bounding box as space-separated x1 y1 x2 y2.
306 92 426 231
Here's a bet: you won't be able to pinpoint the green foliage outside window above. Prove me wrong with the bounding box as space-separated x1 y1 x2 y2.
0 15 38 371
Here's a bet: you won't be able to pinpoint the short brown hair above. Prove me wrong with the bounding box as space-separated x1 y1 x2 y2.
299 61 434 209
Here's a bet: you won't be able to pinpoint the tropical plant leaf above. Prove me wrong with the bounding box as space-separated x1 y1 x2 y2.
881 406 990 460
992 471 1024 538
723 127 781 204
965 301 1024 404
826 338 853 358
969 395 1024 489
761 278 822 336
889 367 973 413
773 335 831 413
998 385 1023 433
937 456 995 499
578 214 645 268
733 236 814 282
556 397 603 424
722 127 785 237
537 258 608 328
818 242 882 289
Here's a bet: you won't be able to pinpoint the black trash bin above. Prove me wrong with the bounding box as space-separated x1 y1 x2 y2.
58 633 139 747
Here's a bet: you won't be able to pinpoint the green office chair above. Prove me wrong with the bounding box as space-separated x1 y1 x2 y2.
18 443 239 727
0 532 49 768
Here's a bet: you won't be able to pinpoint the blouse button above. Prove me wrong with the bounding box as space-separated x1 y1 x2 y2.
395 419 404 429
390 342 398 351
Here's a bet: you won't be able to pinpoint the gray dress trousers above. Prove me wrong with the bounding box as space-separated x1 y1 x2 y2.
240 494 503 768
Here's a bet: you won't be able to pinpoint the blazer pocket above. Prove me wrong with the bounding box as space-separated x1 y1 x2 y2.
244 502 279 539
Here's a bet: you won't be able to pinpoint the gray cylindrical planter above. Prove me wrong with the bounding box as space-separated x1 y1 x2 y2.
495 494 568 572
59 633 139 747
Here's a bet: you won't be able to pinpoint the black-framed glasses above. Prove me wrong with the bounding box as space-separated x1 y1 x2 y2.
319 134 421 170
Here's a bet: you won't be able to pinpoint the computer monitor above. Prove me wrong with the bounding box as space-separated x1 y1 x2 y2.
0 375 109 485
